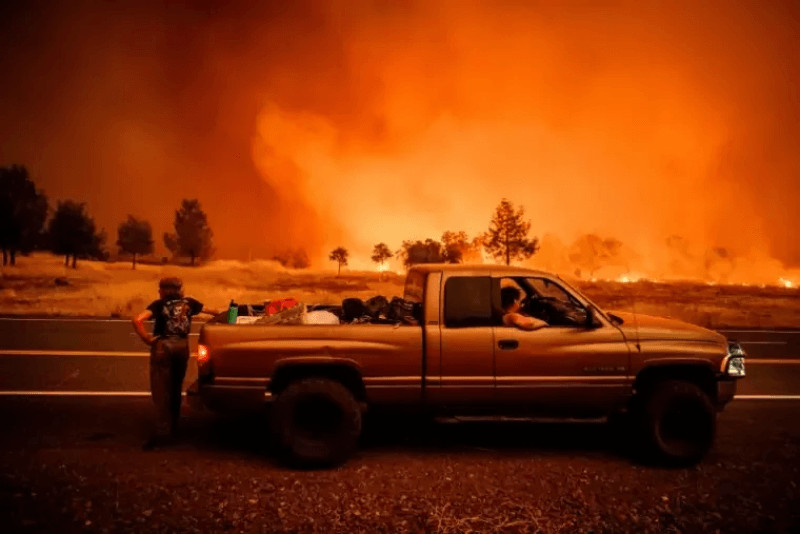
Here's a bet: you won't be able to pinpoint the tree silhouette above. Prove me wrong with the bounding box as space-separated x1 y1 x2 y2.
0 165 48 266
371 243 393 268
116 215 154 269
163 199 214 266
484 198 539 265
441 230 488 264
568 234 624 278
329 246 349 277
396 238 455 268
47 200 106 268
272 248 310 269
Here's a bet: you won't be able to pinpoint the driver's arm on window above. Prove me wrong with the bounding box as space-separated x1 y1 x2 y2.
507 312 548 331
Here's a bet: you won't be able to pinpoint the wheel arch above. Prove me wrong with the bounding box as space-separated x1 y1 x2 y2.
270 358 366 402
633 362 718 404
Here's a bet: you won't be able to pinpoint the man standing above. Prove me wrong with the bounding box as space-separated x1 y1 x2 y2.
132 277 221 450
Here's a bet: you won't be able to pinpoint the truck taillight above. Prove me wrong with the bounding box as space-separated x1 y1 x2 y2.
197 344 209 362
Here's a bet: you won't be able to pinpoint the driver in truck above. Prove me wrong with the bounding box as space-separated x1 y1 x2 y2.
501 286 549 331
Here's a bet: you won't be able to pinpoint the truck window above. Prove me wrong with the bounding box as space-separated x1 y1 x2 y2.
444 277 493 328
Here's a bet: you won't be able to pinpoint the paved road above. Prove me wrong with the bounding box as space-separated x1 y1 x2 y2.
1 318 799 532
0 318 799 395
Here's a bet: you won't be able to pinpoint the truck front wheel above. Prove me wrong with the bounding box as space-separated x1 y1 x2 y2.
639 379 716 466
271 377 362 468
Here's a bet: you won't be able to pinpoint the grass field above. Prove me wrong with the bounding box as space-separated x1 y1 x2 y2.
1 253 799 329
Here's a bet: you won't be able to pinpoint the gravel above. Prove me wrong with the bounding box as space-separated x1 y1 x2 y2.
1 398 799 533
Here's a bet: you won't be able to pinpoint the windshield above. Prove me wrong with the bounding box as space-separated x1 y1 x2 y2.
403 270 426 304
555 275 612 323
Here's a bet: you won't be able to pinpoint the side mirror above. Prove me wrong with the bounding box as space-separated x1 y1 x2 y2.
585 305 599 329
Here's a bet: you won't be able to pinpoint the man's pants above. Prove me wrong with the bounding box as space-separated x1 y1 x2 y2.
149 337 190 437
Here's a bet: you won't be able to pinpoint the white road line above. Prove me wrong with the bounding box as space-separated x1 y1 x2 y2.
0 350 196 358
2 391 800 401
0 318 133 323
0 350 150 357
0 391 186 396
720 330 800 334
0 317 205 328
735 395 800 400
0 349 795 365
0 391 150 396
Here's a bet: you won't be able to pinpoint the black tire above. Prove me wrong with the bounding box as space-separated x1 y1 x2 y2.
270 377 362 468
639 380 716 467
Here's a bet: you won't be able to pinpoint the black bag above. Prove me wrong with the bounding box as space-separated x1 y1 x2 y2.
387 297 420 325
365 295 390 319
341 298 367 322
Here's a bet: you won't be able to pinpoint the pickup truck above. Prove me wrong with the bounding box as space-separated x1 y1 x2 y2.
188 264 746 468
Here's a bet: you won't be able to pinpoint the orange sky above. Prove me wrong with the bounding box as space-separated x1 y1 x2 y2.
0 1 798 275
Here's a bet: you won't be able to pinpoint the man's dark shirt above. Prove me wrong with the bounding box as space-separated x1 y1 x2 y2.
147 297 203 338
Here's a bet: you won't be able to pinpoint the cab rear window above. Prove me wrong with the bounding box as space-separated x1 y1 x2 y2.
444 276 493 328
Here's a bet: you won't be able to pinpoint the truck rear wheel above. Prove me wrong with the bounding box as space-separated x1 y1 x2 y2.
639 379 716 466
271 377 362 468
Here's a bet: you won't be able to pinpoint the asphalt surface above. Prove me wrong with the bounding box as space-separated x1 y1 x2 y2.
0 318 798 395
1 318 799 532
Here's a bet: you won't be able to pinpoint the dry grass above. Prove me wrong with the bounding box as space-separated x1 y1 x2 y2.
2 253 799 329
0 253 406 319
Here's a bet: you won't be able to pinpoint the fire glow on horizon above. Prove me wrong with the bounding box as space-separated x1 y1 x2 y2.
0 2 797 280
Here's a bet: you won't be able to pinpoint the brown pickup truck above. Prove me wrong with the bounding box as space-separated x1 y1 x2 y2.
188 264 746 468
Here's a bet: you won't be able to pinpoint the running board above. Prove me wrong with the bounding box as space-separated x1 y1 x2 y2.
434 415 609 425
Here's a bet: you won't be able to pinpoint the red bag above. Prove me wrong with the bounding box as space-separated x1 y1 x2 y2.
264 298 299 316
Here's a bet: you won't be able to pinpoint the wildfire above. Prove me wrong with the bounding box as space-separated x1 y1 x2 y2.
780 278 794 289
616 272 647 283
377 264 389 272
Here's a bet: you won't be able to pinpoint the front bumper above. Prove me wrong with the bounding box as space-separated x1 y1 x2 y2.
716 378 738 411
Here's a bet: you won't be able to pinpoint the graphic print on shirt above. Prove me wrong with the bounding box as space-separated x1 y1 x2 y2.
161 299 192 337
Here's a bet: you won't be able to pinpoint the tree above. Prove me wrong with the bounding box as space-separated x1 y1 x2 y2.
329 246 349 277
0 165 49 266
568 234 624 278
440 231 486 263
116 215 154 269
483 198 539 265
163 199 214 266
272 248 310 269
396 238 449 268
371 243 393 269
47 200 105 268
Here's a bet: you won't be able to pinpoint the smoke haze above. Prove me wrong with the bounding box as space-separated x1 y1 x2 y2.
1 1 798 277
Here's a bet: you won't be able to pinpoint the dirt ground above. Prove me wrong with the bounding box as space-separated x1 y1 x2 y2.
1 253 799 329
1 397 799 533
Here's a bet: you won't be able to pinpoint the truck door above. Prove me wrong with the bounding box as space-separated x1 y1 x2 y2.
430 275 496 407
492 276 631 418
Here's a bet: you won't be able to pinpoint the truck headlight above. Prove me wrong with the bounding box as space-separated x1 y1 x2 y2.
724 342 746 378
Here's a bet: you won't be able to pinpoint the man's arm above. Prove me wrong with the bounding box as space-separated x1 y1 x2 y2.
509 313 548 331
132 310 155 346
198 306 223 317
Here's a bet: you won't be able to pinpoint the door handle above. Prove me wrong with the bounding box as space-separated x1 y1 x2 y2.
498 339 519 350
